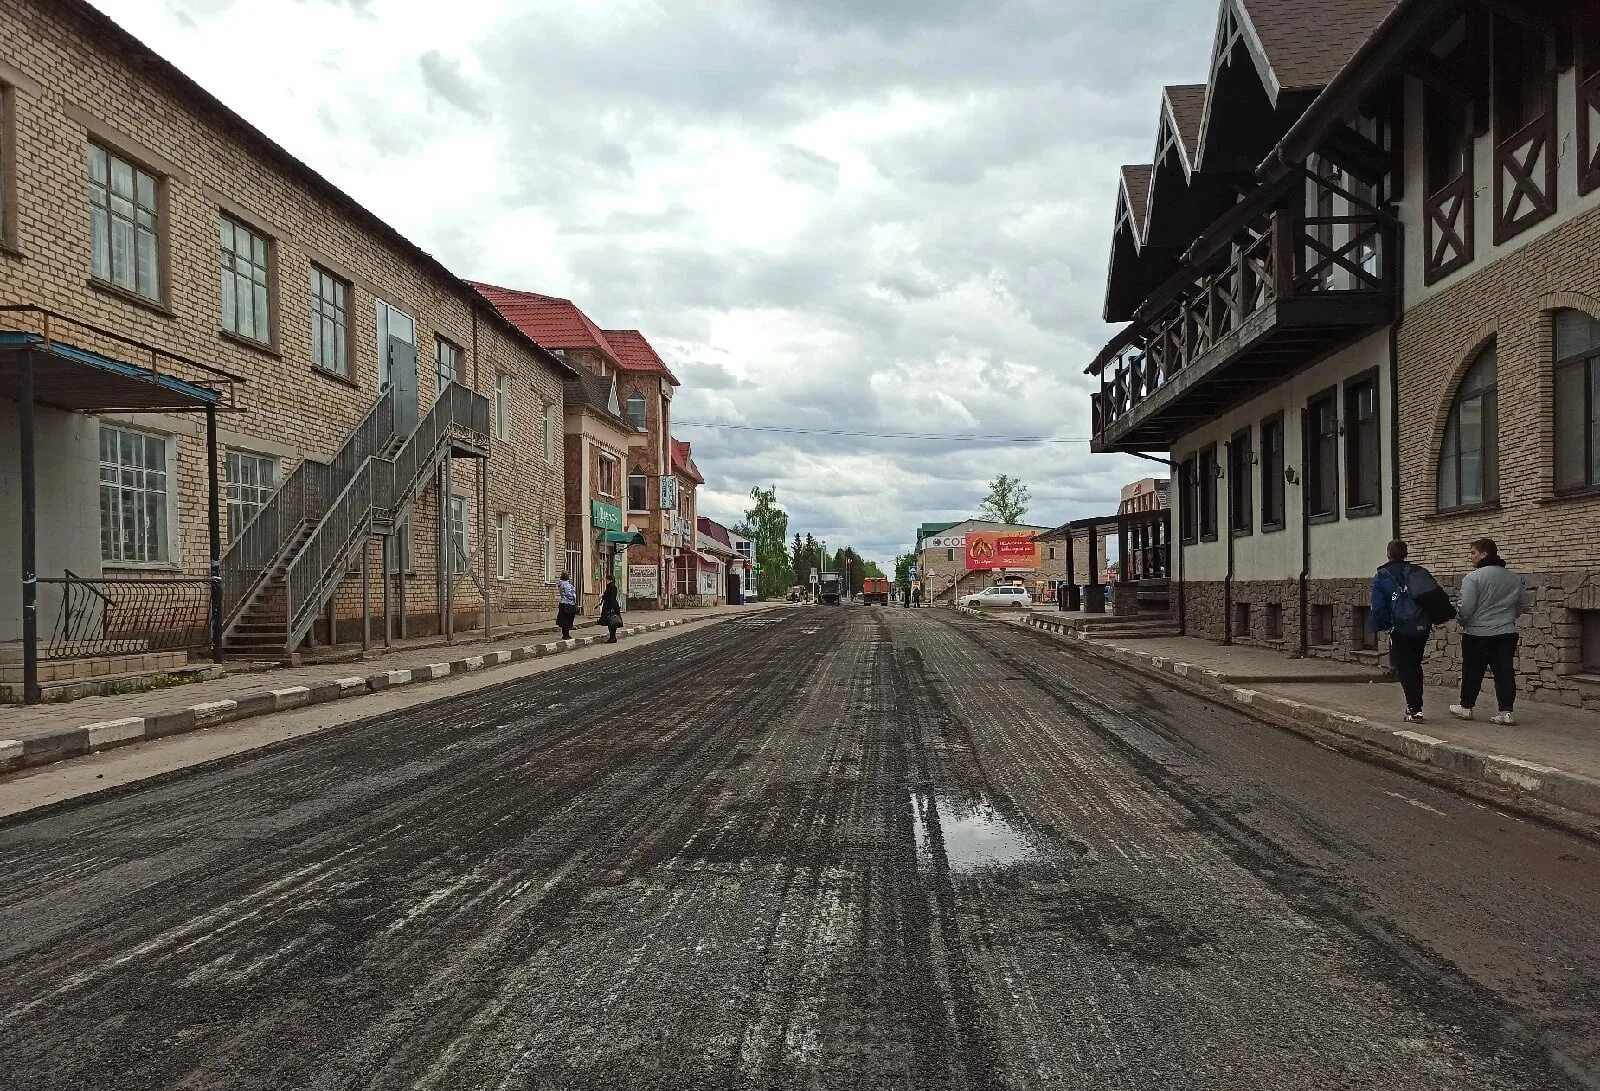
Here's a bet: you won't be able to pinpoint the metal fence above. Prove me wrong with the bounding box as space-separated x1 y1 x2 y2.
38 572 211 660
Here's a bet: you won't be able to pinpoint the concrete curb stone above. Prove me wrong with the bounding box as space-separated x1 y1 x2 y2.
0 611 729 777
1023 610 1600 826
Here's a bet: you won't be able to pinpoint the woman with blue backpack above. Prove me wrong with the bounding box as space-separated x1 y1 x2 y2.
1371 540 1455 724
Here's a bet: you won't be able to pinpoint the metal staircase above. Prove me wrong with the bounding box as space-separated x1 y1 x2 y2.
220 383 489 660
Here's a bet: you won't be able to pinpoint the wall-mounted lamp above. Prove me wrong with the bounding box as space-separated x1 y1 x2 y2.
1285 467 1299 485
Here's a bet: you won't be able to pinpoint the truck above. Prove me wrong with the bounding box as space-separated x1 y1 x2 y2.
861 577 890 605
816 571 844 605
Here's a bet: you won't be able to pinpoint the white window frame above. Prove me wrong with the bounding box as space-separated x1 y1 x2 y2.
494 373 510 440
99 424 173 566
88 142 161 302
219 214 272 344
627 473 649 512
387 520 413 575
543 402 557 464
225 449 278 542
448 495 468 574
544 522 557 582
435 336 461 395
495 512 512 580
310 264 350 376
598 452 620 499
625 392 646 432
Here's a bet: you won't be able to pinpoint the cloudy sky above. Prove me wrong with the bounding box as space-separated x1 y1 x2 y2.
103 0 1216 564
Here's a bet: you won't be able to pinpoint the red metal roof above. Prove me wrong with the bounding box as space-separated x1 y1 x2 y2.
469 282 620 361
671 438 705 485
697 516 732 549
604 329 681 386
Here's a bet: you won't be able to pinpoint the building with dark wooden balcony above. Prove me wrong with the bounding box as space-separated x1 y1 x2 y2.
1083 0 1600 710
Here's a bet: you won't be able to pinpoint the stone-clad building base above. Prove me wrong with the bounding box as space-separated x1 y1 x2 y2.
1176 572 1600 710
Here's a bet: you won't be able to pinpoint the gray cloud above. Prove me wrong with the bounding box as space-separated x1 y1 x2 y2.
418 50 490 121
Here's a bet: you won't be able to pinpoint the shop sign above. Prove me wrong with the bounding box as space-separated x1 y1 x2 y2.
628 564 658 598
590 500 624 532
659 475 678 511
925 534 965 550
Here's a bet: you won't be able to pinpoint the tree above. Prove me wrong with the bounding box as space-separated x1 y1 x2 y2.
893 551 915 584
978 474 1031 524
741 486 793 600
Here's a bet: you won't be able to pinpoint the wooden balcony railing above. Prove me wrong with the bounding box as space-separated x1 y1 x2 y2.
1494 107 1557 244
1425 165 1475 285
1091 199 1391 445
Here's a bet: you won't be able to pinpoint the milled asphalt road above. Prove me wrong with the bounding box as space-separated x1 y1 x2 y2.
2 606 1598 1090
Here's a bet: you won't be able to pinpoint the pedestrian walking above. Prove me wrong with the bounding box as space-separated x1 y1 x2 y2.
556 570 578 640
600 578 624 643
1370 540 1452 723
1450 537 1530 725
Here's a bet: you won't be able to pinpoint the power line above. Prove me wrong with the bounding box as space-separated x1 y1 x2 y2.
670 420 1093 444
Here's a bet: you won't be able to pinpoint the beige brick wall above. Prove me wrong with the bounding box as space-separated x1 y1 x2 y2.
0 0 566 638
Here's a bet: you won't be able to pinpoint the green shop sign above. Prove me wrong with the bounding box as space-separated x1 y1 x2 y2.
590 500 625 533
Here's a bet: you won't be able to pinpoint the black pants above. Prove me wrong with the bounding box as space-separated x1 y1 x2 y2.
1461 632 1519 712
557 603 577 638
1387 631 1428 714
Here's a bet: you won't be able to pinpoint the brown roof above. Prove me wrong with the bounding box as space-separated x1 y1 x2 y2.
1237 0 1400 95
470 283 621 361
563 370 631 432
1120 165 1153 236
603 330 681 386
1163 85 1207 163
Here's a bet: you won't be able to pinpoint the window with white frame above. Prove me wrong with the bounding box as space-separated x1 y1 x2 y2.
225 450 277 541
544 522 557 581
494 373 510 440
387 520 412 574
88 143 161 302
220 215 271 343
376 299 415 389
436 337 461 395
310 265 350 376
625 392 646 431
598 453 620 498
543 402 557 464
99 425 169 563
628 473 648 511
448 495 468 573
496 513 512 579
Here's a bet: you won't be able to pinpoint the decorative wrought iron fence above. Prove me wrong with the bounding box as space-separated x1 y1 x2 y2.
38 571 210 659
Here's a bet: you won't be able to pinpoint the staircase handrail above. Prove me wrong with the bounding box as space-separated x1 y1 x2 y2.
280 382 489 651
220 388 396 623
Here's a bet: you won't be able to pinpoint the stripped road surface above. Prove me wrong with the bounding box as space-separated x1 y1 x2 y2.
1 607 1597 1090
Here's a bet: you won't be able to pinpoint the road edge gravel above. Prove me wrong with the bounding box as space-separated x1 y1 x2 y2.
955 605 1600 833
0 618 705 776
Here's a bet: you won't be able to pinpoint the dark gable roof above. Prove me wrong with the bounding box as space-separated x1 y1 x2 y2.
1163 85 1208 167
1120 165 1154 240
563 370 630 431
54 0 573 381
1238 0 1400 96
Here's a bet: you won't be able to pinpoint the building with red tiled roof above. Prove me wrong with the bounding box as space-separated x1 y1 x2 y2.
604 329 680 385
469 282 622 367
671 438 705 485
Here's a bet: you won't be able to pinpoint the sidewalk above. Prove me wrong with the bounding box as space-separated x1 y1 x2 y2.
974 607 1600 826
1 602 778 773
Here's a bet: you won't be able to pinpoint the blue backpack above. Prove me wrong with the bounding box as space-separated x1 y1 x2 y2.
1387 564 1432 639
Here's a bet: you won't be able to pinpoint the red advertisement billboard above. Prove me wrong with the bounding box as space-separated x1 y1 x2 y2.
965 533 1038 571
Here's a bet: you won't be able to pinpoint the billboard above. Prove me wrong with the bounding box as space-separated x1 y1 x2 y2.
965 532 1038 571
628 564 658 599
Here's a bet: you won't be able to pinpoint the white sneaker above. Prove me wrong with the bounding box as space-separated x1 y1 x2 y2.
1448 704 1474 721
1404 711 1425 724
1491 711 1516 726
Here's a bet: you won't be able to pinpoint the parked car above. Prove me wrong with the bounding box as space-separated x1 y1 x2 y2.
960 585 1033 609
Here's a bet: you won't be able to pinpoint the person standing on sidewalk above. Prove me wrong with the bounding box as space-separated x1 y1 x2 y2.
556 571 578 640
600 578 624 643
1450 537 1530 726
1370 540 1450 724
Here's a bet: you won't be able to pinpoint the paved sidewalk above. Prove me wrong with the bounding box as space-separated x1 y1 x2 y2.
1 602 779 772
967 606 1600 824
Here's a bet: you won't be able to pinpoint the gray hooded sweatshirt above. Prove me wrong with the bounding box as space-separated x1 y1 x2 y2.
1456 557 1529 637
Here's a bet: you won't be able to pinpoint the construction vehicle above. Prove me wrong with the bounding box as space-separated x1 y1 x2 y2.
861 577 890 605
817 571 844 605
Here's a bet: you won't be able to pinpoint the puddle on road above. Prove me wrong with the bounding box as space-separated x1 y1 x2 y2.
911 792 1041 875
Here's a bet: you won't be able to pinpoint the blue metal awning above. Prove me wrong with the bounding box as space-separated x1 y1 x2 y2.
0 330 225 411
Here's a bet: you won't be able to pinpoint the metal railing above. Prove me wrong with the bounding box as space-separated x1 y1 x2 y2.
38 572 211 659
220 387 396 624
281 382 490 651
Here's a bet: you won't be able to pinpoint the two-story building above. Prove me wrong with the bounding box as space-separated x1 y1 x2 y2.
0 0 572 698
561 369 641 604
1086 0 1600 708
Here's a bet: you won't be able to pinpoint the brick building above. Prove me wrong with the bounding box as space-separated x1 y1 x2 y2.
560 369 639 604
916 520 1050 604
0 0 573 695
1084 0 1600 708
470 287 695 608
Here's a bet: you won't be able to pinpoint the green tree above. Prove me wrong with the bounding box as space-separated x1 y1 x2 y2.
978 474 1031 524
893 551 915 584
740 486 793 600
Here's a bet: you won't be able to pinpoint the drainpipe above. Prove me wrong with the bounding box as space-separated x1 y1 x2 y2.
1388 217 1405 544
1298 407 1312 658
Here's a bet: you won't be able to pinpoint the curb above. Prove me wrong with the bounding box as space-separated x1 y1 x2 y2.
1 617 701 776
1019 614 1600 827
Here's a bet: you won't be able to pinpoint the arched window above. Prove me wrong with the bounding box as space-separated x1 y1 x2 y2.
1554 308 1600 492
1437 344 1498 510
625 392 646 432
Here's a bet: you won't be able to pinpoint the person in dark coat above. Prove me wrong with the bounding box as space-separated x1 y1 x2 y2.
600 579 624 643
